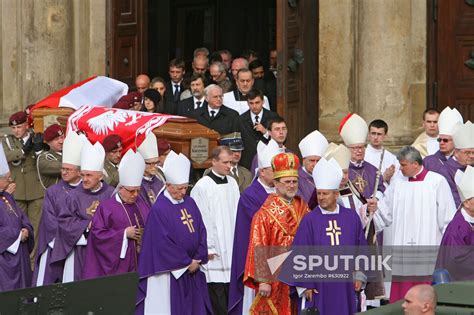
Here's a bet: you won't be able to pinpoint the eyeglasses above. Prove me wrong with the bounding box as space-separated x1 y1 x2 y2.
145 161 159 166
459 150 474 156
437 138 451 143
122 186 140 194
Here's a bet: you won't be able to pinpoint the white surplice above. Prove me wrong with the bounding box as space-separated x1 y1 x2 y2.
364 145 400 187
373 169 456 276
190 173 240 283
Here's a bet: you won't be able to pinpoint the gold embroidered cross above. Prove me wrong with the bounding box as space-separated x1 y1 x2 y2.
180 208 195 233
326 220 342 246
353 175 367 193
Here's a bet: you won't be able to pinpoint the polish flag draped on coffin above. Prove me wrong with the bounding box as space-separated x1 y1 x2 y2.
67 106 177 152
33 76 128 110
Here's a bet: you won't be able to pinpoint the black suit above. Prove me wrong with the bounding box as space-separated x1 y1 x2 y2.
165 81 187 106
235 109 281 169
176 98 207 117
190 105 239 135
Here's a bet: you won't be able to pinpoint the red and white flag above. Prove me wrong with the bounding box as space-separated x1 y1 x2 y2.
33 76 128 110
67 106 178 152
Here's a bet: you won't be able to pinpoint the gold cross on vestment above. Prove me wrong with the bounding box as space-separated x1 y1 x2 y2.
180 208 195 233
353 175 368 193
326 220 342 246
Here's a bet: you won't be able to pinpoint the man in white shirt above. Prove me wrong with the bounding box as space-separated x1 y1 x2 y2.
365 119 400 186
412 108 440 158
223 69 270 115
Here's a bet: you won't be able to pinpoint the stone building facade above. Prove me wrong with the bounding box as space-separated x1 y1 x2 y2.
0 0 427 145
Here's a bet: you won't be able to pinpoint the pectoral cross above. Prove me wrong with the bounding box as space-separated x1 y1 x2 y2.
353 175 367 193
326 220 342 246
147 190 156 205
180 208 195 233
86 200 100 216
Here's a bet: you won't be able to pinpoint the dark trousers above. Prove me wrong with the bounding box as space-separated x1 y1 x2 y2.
208 282 229 315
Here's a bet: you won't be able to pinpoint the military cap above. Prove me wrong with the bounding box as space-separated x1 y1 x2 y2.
9 111 27 126
157 138 171 155
43 124 65 142
218 132 244 151
103 134 123 152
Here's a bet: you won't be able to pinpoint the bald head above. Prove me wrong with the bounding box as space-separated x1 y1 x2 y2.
135 74 150 94
402 284 437 315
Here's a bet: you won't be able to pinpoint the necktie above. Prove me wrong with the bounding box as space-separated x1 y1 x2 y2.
255 115 260 125
210 110 216 118
196 101 202 109
173 84 180 101
232 167 238 178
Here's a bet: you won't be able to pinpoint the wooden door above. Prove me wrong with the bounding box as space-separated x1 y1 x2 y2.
107 0 147 87
276 0 319 151
428 0 474 121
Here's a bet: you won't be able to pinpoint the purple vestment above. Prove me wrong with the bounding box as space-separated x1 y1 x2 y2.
250 154 259 178
349 161 385 199
228 179 269 315
437 210 474 281
287 206 367 315
0 192 34 292
423 150 449 173
32 180 77 286
297 166 318 209
50 182 114 282
136 192 212 315
139 176 164 208
424 151 466 207
82 195 150 279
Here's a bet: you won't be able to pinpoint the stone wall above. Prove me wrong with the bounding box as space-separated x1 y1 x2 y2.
0 0 106 122
319 0 427 146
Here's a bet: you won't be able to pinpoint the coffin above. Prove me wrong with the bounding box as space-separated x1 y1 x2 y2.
31 108 219 169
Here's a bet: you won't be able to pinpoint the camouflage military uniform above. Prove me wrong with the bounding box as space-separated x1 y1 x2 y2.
37 150 62 189
103 158 119 187
2 132 44 265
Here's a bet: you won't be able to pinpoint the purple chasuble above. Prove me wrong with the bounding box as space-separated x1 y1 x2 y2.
0 192 34 292
32 180 77 286
139 176 164 209
437 210 474 281
250 153 259 178
423 150 449 173
349 161 385 199
50 182 114 282
297 166 318 209
136 193 212 315
83 195 150 279
285 206 367 315
228 179 270 315
440 158 465 208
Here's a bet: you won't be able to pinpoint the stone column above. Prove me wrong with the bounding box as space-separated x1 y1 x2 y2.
356 0 415 145
318 0 355 142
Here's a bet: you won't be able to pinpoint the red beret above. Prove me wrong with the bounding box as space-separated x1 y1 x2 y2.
24 104 35 114
112 92 143 109
43 124 65 142
103 134 123 152
9 111 27 126
157 138 171 155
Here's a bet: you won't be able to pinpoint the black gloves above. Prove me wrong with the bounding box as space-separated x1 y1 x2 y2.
22 136 33 154
32 133 44 152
